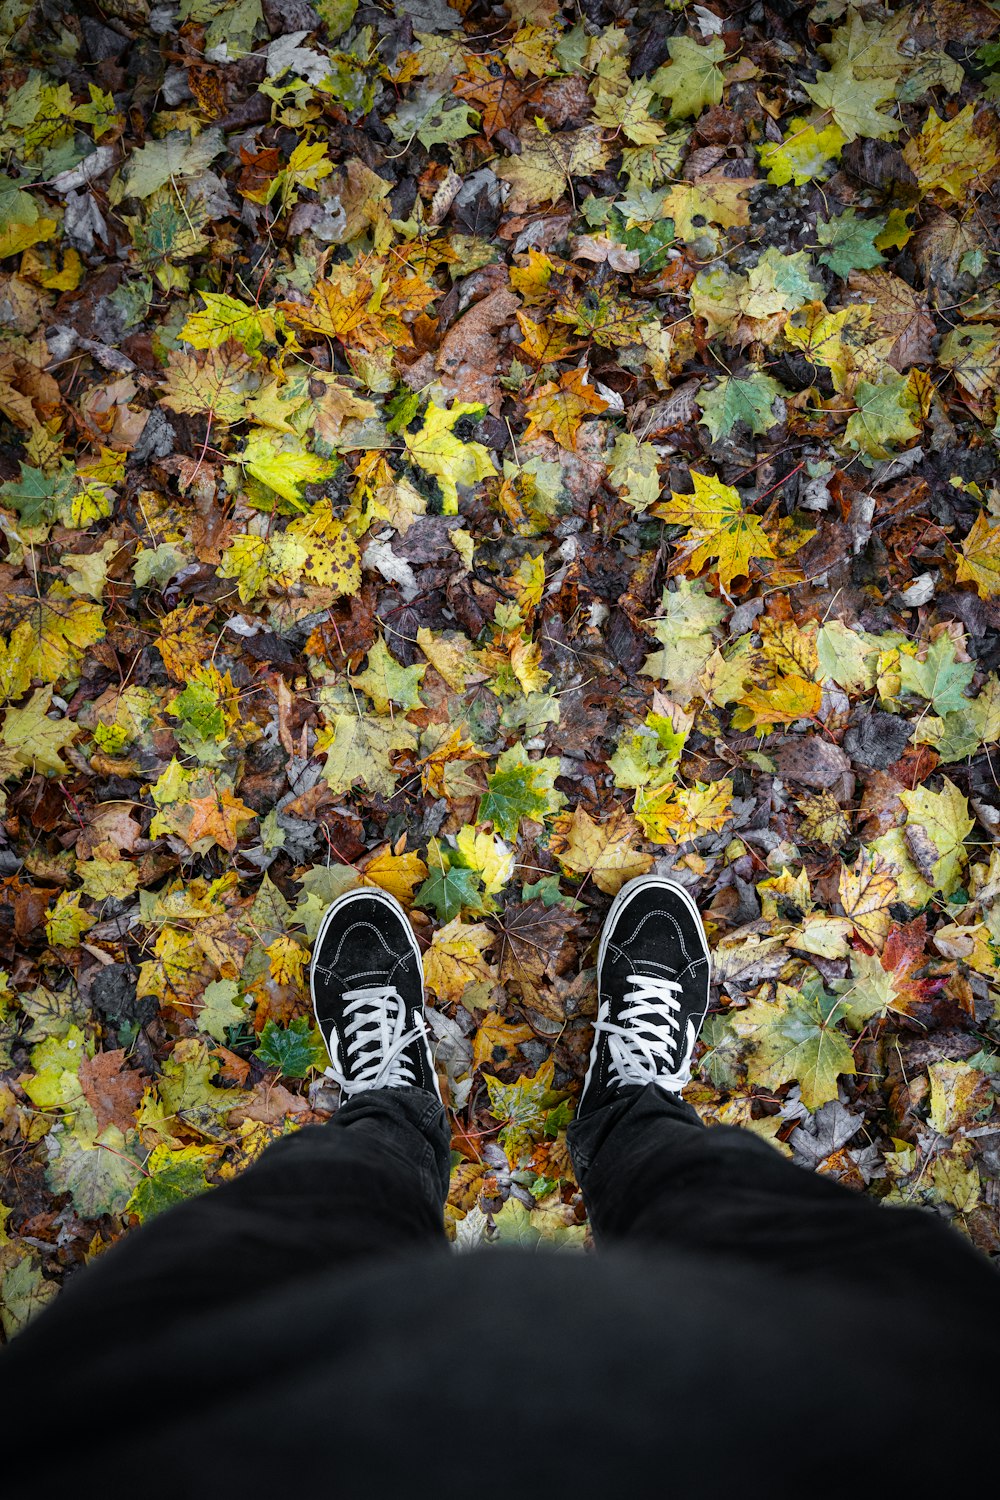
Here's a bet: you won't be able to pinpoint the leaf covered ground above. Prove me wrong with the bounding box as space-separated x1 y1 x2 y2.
4 0 1000 1328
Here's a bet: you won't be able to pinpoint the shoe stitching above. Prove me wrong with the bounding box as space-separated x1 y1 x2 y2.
605 948 677 975
314 957 415 984
328 918 402 970
620 909 698 965
673 954 710 982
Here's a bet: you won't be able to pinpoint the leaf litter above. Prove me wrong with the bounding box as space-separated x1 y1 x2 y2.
3 0 1000 1327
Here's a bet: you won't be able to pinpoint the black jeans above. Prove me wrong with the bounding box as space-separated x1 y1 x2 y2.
4 1083 997 1496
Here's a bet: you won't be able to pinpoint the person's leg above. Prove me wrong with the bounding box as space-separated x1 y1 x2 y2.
8 886 452 1359
7 1084 450 1364
570 874 999 1292
567 1080 997 1289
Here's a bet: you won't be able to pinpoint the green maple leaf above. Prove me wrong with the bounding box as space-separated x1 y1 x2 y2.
734 981 855 1110
830 950 899 1031
899 636 974 715
816 209 887 277
157 1038 237 1116
490 1196 541 1248
126 1144 213 1224
844 375 919 460
914 710 983 765
744 247 823 318
0 1254 57 1339
650 36 726 120
478 743 562 840
254 1016 327 1078
803 63 901 142
322 711 418 799
112 127 224 201
697 1013 744 1090
607 431 661 511
45 1122 144 1217
0 175 38 232
2 686 79 776
173 679 226 742
696 371 787 441
350 638 426 714
197 978 246 1043
899 779 973 897
816 620 881 693
640 577 725 705
416 863 483 923
0 463 73 528
386 89 479 149
483 1056 556 1160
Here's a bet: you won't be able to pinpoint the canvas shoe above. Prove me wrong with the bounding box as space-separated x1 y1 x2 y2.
578 874 711 1117
310 887 441 1101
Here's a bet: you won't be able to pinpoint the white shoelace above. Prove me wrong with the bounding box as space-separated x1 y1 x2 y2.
594 973 694 1091
324 986 428 1097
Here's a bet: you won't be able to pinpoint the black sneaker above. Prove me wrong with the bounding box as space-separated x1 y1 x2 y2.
578 874 711 1117
310 888 441 1101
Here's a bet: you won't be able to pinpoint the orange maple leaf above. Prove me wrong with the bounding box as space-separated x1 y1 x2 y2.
523 368 609 450
454 55 523 138
183 787 256 853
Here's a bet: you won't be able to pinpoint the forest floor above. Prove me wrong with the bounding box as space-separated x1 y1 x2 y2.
3 0 1000 1332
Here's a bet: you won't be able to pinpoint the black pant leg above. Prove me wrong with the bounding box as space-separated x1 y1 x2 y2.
567 1082 999 1292
5 1086 451 1361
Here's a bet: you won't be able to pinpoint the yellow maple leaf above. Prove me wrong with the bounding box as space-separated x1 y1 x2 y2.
507 636 550 694
404 401 497 515
549 804 653 895
454 826 514 896
509 249 556 305
472 1010 534 1072
784 301 872 393
838 851 897 951
731 674 822 729
2 684 78 774
161 341 256 424
360 843 429 906
633 779 732 846
419 725 487 798
423 918 496 1004
523 368 609 451
496 123 609 211
219 534 271 604
417 627 487 691
238 431 337 508
286 500 362 593
759 617 819 680
902 104 1000 203
956 512 1000 599
266 934 309 987
0 589 105 688
653 470 775 593
661 178 750 244
516 311 580 365
178 291 284 357
156 603 215 682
